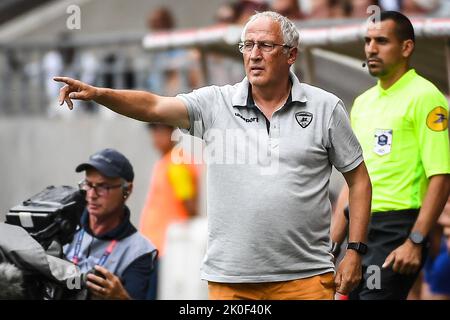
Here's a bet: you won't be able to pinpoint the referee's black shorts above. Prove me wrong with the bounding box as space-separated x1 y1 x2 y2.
349 209 428 300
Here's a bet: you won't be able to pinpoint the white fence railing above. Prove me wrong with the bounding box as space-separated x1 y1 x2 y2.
142 18 450 49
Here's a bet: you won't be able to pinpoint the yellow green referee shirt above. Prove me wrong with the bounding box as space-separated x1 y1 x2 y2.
351 69 450 213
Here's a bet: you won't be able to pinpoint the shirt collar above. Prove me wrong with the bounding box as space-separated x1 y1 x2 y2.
245 86 293 109
377 68 416 96
81 206 136 240
232 70 308 108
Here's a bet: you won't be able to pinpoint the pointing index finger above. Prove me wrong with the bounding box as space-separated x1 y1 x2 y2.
53 76 75 85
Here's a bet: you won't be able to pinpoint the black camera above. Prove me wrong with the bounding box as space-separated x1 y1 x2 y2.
6 185 85 251
0 185 86 299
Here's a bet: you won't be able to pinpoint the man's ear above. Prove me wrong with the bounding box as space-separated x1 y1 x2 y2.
287 47 298 65
402 39 414 58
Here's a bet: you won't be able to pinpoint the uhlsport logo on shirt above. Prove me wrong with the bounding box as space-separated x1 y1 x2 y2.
234 112 259 123
295 112 313 128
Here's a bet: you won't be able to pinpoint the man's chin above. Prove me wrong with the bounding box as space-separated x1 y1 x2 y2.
248 76 266 87
368 68 382 77
87 206 103 215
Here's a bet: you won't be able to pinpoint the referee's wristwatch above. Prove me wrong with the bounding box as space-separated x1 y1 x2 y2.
346 242 368 255
409 231 426 245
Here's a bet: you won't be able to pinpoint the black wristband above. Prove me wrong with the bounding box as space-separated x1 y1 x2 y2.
347 242 368 255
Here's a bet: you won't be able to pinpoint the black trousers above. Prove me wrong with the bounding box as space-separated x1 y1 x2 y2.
349 210 428 300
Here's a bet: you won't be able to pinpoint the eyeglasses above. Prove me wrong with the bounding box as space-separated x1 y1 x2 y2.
238 41 292 53
78 179 124 197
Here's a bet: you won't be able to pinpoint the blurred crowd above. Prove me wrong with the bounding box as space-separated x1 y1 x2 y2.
216 0 448 23
33 0 450 118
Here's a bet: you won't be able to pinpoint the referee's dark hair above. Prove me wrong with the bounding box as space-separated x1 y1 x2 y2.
380 11 415 43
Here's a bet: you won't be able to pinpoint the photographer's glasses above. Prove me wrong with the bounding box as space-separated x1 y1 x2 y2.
238 40 292 53
78 179 124 197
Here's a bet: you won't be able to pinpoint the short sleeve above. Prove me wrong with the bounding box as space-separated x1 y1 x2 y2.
328 101 364 172
176 86 220 139
411 91 450 177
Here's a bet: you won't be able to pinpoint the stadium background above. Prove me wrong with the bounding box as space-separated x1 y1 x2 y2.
0 0 448 299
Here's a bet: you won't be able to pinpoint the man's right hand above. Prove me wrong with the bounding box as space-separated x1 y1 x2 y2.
54 77 97 110
334 249 362 295
53 76 190 129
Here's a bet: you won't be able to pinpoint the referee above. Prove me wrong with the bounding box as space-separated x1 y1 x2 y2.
331 11 450 300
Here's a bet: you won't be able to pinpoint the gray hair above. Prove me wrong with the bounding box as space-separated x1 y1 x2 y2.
240 11 300 49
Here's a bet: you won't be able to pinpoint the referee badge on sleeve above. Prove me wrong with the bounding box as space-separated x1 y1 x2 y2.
374 129 393 156
426 107 448 132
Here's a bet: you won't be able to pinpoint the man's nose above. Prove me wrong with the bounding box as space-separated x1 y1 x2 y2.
250 44 262 59
86 187 98 199
366 40 377 54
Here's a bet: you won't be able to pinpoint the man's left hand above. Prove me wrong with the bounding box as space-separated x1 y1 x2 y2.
86 265 131 300
335 250 362 295
382 240 422 274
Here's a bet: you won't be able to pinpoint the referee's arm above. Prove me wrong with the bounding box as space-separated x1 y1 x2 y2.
383 174 450 274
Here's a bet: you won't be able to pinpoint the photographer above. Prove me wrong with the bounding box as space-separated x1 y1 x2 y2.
64 148 157 300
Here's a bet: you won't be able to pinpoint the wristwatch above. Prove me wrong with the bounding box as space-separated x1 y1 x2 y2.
347 242 368 255
409 231 426 245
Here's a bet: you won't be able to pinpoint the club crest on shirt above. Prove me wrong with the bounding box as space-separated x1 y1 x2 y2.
426 106 448 132
295 112 313 128
374 129 393 156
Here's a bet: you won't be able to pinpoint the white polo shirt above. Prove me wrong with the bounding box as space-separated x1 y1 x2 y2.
177 72 363 283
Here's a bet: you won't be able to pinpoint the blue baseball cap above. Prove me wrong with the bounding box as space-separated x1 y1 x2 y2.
76 148 134 182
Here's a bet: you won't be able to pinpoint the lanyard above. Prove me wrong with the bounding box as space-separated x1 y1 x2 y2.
71 229 118 266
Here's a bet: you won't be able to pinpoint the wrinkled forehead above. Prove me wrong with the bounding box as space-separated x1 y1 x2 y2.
244 17 282 40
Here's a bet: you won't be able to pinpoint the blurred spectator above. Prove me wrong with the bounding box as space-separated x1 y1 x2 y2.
271 0 305 20
5 48 21 73
234 0 270 24
330 0 352 18
420 195 450 299
44 32 98 118
147 6 174 30
444 196 450 252
307 0 333 19
146 7 203 95
2 49 22 113
401 0 440 15
206 2 245 86
139 124 200 299
379 0 401 10
101 53 136 90
434 0 450 17
214 2 238 24
350 0 379 18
